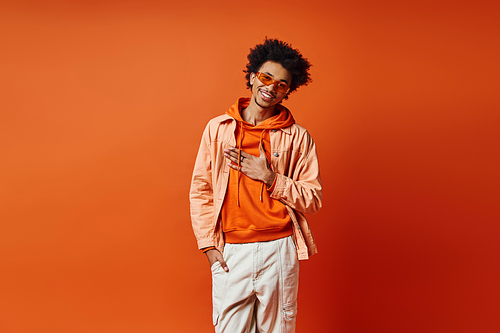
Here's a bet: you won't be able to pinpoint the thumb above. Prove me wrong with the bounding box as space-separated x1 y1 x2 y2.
219 258 229 272
216 253 229 272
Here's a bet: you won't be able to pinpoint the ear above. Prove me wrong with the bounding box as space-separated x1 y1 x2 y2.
250 72 256 85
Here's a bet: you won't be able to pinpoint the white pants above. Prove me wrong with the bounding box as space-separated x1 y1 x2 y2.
211 236 300 333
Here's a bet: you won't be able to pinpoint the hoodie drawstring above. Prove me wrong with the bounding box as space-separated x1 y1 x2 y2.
236 121 243 206
259 130 267 202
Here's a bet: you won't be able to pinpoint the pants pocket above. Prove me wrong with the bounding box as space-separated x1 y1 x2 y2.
213 309 220 326
211 260 221 272
283 300 298 321
212 250 230 327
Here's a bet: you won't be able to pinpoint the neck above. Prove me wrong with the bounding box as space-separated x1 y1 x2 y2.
242 96 278 126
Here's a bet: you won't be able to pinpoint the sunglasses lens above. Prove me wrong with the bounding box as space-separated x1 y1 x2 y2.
276 84 289 93
258 73 273 85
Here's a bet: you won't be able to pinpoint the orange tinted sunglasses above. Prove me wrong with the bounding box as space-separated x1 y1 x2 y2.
256 72 290 94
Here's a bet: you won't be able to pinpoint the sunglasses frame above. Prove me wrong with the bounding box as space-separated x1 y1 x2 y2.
255 72 290 94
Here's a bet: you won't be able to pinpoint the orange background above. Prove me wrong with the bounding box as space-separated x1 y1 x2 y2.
1 0 499 332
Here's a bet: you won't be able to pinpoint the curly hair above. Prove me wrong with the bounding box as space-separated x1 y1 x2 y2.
244 38 312 98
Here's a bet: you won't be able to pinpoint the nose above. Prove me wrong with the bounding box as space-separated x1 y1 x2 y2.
267 83 276 92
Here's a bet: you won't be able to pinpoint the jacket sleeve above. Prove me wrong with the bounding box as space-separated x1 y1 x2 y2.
189 124 216 249
269 132 323 215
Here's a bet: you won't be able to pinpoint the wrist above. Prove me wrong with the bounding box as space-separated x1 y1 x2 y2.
264 171 276 187
202 246 216 253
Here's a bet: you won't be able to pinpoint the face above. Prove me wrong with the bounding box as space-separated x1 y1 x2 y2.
250 61 292 109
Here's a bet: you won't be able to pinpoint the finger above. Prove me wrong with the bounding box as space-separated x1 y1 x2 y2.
225 148 240 158
224 151 239 163
228 163 242 171
233 148 247 158
228 148 252 160
218 258 229 272
213 251 229 272
223 152 234 162
224 150 244 163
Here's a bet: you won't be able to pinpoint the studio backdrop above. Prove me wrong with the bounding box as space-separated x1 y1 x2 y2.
0 0 499 332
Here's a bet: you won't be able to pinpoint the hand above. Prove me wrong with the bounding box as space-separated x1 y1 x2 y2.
205 249 229 272
224 146 275 186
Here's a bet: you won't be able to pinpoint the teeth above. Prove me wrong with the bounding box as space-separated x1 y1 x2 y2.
262 91 272 98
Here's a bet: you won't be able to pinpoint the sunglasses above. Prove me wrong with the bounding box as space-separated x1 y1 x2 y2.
256 72 290 94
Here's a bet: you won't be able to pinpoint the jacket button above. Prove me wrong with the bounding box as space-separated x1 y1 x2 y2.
274 152 279 157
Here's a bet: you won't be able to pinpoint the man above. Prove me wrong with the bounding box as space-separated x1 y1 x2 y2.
190 38 322 333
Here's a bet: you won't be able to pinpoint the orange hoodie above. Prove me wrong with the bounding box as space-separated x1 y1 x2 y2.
221 98 295 244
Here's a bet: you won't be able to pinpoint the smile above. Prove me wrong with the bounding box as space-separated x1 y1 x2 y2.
260 90 275 101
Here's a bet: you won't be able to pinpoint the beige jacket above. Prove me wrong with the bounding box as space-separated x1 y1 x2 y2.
190 109 322 260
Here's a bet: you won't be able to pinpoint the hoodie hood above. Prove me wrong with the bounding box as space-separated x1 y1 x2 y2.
225 97 295 130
